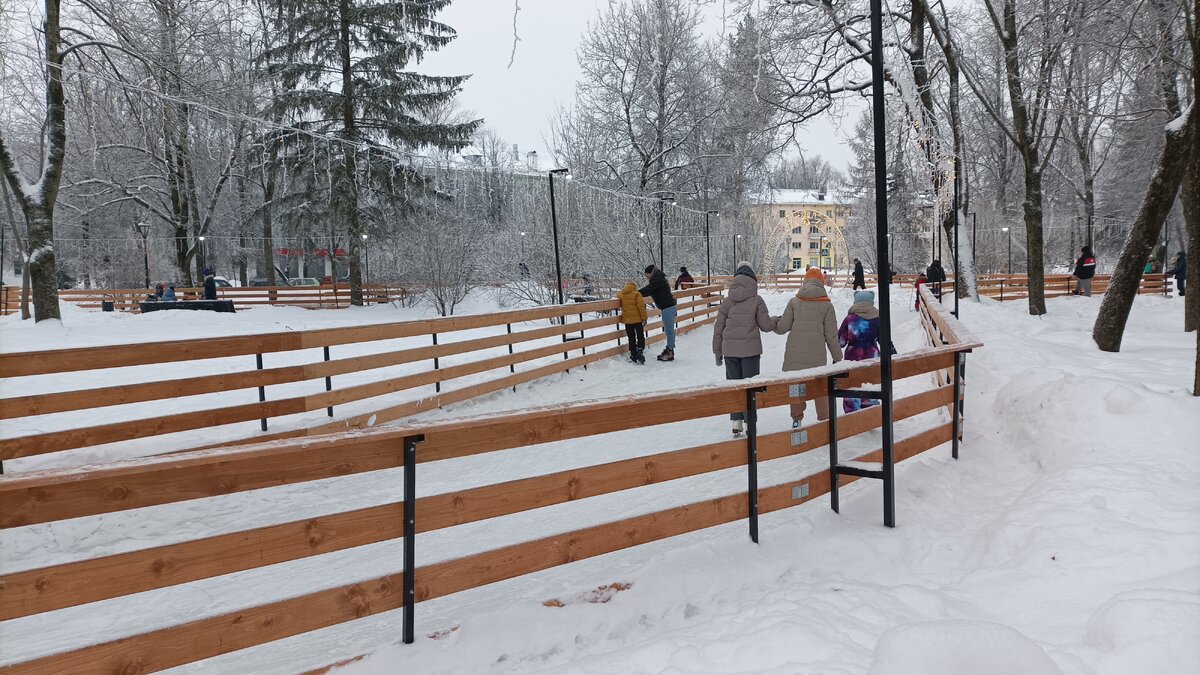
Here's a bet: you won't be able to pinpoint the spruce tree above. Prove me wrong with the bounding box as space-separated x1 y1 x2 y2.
263 0 479 305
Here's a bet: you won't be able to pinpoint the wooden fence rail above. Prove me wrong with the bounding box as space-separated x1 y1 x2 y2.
0 283 979 674
0 286 723 466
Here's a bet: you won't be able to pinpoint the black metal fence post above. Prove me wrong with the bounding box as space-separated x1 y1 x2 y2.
507 323 516 392
403 433 424 645
256 354 268 431
745 386 767 543
952 351 962 460
323 346 334 417
827 374 841 514
432 333 440 393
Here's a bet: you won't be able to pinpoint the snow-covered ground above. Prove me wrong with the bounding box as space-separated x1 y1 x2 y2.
1 289 1197 674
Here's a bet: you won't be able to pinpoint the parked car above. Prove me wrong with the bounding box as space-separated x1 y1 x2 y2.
248 277 290 287
290 277 321 287
212 276 235 288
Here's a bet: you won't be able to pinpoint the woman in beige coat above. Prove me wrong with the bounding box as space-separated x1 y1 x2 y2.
774 267 842 426
713 261 778 435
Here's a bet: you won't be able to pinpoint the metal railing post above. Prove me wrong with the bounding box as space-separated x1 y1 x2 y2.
827 374 840 514
256 354 268 431
323 346 334 417
952 351 962 460
745 386 766 543
432 333 440 393
402 433 424 645
507 323 516 392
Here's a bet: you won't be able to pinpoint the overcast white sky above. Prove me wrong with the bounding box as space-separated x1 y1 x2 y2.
420 0 857 172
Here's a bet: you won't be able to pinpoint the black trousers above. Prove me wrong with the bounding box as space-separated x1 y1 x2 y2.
725 355 761 420
624 322 645 355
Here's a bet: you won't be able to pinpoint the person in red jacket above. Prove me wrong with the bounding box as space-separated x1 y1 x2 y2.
914 272 928 310
1073 246 1097 296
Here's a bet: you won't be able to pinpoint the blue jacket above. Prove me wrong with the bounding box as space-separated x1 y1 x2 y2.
162 287 177 301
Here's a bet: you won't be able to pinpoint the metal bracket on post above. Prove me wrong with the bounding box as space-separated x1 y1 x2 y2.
432 333 440 394
745 386 767 543
402 433 424 645
256 354 268 431
323 346 334 417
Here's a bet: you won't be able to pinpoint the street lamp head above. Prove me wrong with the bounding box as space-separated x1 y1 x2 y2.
638 232 645 238
361 233 368 240
198 236 205 241
1002 227 1010 233
520 231 526 236
736 234 743 239
549 168 570 176
707 210 719 215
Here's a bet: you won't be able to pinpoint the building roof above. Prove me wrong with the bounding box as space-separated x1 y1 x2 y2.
760 188 859 206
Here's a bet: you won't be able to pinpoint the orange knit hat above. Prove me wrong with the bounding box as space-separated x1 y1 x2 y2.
804 267 826 282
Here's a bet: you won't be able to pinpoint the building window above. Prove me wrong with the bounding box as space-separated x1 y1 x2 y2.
826 209 833 218
809 226 819 234
792 210 801 217
809 241 819 249
792 259 803 270
779 209 785 218
809 257 819 267
792 226 803 234
792 242 803 249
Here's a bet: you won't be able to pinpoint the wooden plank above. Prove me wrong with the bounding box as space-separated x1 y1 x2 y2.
0 503 405 621
0 435 404 529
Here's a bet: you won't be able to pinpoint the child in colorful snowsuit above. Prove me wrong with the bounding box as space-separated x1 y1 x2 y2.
839 290 882 414
914 272 927 310
617 282 648 364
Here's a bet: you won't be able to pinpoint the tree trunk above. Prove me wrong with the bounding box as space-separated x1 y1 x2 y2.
1180 113 1199 334
26 205 61 321
1093 109 1193 352
1021 164 1048 315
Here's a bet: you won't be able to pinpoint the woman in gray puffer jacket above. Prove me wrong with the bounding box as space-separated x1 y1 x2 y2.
714 261 778 435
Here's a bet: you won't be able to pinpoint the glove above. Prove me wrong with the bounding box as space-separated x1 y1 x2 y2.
715 354 723 366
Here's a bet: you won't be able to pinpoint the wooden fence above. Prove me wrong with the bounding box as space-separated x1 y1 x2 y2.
0 286 723 467
0 283 410 314
0 281 979 674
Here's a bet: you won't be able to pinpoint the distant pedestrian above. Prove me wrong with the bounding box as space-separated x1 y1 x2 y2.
926 260 947 299
713 261 778 436
202 268 217 300
640 265 677 361
839 290 882 414
161 283 177 301
153 282 164 300
617 281 648 364
674 266 695 290
774 267 842 427
852 258 866 290
914 271 928 310
519 262 530 278
1073 246 1097 297
1167 251 1187 296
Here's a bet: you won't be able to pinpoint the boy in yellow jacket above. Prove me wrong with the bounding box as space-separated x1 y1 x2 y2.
617 282 648 364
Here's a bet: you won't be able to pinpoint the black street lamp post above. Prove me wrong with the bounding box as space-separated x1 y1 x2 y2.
733 233 741 268
1003 226 1012 273
868 0 897 527
548 168 570 305
658 195 675 271
136 221 150 289
705 210 717 284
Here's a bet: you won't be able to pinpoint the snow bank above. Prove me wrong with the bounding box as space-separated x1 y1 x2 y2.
867 620 1061 675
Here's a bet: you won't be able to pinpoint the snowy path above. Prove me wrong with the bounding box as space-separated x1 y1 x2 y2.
2 291 1197 675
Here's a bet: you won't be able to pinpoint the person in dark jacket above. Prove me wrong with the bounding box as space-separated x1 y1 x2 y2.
640 265 678 361
1166 251 1187 296
161 283 177 301
926 260 947 298
153 282 164 300
852 259 866 290
202 268 218 300
1072 246 1097 296
674 266 695 290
